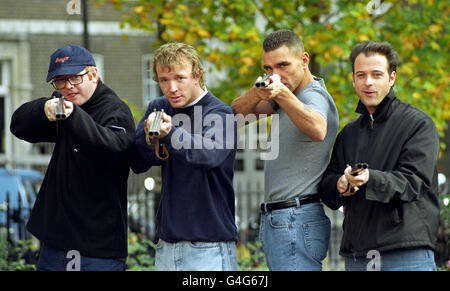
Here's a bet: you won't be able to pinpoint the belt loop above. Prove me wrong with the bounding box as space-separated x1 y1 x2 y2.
295 197 301 208
263 203 268 213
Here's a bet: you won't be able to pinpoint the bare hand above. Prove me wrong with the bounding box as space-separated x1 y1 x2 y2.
44 98 73 121
255 74 284 101
159 112 172 138
337 165 370 197
145 111 172 141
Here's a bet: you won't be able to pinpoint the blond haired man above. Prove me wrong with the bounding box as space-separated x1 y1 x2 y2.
130 43 238 271
11 45 135 270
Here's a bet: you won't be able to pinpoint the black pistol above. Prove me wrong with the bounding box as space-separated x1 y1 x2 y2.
350 162 368 176
342 163 369 194
148 109 164 137
52 91 67 120
255 74 271 88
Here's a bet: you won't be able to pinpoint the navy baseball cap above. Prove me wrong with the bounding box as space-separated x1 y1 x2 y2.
46 45 96 82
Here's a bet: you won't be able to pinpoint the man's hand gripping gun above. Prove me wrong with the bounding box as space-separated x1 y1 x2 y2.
345 163 369 193
255 74 271 88
52 91 67 120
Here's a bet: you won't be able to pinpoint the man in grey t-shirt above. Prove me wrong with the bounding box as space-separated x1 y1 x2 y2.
232 30 339 270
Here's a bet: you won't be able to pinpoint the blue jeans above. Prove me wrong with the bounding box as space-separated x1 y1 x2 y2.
155 239 237 271
259 201 331 270
36 244 126 271
345 247 437 271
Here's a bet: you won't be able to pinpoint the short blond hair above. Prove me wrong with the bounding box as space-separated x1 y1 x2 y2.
152 43 205 87
85 66 102 83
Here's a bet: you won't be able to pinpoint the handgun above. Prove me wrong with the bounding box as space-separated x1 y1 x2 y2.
350 162 368 176
52 91 67 120
148 109 164 137
255 74 271 88
342 163 368 194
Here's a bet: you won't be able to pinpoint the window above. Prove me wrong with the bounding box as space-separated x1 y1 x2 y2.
255 158 264 170
0 97 4 154
92 53 104 82
0 61 10 155
234 159 244 172
142 54 161 106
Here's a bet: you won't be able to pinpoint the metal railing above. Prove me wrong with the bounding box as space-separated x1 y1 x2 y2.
0 192 32 244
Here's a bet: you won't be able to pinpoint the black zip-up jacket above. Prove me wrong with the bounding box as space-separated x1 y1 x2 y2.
10 82 135 258
319 88 440 257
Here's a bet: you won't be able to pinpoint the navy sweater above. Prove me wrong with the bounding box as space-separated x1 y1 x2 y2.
131 92 237 243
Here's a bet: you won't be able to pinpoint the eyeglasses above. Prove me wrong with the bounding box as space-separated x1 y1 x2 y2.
51 71 89 90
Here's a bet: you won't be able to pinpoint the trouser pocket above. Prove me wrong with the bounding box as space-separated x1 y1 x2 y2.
302 217 331 262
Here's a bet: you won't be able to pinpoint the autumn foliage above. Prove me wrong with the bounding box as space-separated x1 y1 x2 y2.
96 0 449 150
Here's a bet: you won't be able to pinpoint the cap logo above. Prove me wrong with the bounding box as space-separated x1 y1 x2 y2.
55 57 70 63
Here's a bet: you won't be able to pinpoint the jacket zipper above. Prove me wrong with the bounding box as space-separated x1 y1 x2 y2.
353 114 374 257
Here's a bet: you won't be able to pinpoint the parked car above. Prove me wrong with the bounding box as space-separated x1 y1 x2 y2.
0 166 43 243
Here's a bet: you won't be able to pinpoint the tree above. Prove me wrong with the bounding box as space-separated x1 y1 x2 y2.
95 0 449 150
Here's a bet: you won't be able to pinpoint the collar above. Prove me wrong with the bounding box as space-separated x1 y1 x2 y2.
355 87 396 123
80 80 102 109
183 87 208 108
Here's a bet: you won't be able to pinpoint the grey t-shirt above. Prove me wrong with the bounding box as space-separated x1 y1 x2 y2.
264 77 339 202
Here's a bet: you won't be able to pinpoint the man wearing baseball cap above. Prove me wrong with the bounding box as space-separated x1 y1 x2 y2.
10 45 136 271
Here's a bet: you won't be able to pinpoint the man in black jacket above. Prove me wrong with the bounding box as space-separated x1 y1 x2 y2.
320 41 440 271
10 45 135 270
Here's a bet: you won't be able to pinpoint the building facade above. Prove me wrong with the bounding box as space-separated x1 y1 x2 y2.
0 0 159 167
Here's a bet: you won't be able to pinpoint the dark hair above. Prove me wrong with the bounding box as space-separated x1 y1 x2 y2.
349 41 399 74
263 29 305 56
